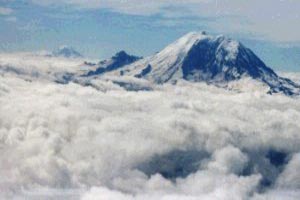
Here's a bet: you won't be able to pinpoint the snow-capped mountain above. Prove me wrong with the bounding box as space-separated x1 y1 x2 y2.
106 32 300 95
52 46 83 58
86 51 141 76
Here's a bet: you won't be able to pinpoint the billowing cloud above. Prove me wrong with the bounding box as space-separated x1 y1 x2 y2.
0 54 300 199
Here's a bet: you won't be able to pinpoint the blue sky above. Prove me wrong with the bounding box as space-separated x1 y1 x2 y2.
0 0 300 71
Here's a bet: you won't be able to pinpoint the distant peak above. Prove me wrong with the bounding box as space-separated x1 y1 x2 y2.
112 51 140 61
113 51 130 59
57 45 78 52
53 46 82 58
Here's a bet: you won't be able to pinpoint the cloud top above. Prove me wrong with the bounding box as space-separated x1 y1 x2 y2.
0 54 300 199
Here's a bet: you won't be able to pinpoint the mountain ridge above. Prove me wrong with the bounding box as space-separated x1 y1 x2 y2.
86 51 141 76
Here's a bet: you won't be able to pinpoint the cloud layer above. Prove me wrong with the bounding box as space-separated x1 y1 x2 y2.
27 0 300 42
0 55 300 199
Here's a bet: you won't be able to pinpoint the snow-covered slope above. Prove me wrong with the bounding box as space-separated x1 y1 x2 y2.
110 32 208 83
107 32 300 95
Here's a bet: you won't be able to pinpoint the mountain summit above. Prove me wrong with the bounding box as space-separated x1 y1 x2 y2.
107 32 299 95
52 46 83 58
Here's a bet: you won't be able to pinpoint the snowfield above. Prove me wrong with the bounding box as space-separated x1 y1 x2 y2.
0 53 300 200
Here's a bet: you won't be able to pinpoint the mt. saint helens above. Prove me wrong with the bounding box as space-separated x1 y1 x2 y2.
94 32 300 95
52 46 83 58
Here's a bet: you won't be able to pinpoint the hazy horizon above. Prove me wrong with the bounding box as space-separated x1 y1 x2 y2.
1 0 300 71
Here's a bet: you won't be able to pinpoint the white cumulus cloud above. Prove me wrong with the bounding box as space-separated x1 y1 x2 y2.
0 54 300 199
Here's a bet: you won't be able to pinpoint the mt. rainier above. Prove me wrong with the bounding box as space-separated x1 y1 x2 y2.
101 32 300 95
